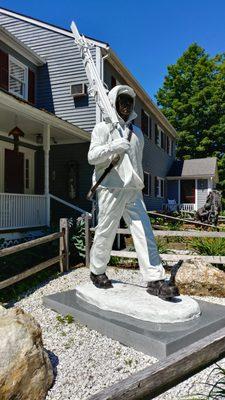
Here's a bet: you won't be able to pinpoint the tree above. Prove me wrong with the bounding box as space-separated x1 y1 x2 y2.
156 43 225 196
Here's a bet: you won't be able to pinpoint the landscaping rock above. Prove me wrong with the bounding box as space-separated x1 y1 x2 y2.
173 258 225 296
0 307 54 400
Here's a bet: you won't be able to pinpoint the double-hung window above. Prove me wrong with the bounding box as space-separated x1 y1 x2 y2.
141 110 152 138
166 136 172 156
143 171 151 196
155 124 160 146
9 56 28 100
155 177 164 198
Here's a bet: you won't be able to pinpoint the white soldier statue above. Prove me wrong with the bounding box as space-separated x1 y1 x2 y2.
87 84 180 300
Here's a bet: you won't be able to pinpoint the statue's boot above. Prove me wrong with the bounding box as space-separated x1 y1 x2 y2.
147 279 180 301
90 272 113 289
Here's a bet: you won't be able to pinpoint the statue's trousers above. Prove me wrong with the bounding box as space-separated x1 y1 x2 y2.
90 188 166 282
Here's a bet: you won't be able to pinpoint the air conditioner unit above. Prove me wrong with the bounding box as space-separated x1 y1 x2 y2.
70 83 87 97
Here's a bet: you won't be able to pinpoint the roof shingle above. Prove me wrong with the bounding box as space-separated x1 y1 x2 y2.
167 157 217 177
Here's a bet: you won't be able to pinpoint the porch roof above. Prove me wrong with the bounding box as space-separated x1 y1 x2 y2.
167 157 218 179
0 89 91 144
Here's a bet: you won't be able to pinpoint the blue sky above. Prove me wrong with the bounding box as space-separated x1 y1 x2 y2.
1 0 225 100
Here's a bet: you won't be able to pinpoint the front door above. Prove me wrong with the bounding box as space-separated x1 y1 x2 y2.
180 179 195 203
5 149 24 193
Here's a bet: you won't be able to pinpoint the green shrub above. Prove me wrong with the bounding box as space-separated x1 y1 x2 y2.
156 238 169 253
109 256 122 266
69 217 86 260
191 237 225 256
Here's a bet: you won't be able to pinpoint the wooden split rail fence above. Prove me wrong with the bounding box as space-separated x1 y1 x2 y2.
0 218 69 290
85 217 225 266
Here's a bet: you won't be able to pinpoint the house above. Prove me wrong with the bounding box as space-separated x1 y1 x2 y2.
166 157 219 211
0 6 218 235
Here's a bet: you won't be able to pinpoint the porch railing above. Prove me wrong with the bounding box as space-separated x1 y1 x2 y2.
179 203 195 212
0 193 47 230
164 203 195 212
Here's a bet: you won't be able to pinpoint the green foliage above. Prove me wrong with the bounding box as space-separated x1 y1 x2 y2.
191 237 225 256
69 217 86 259
155 238 169 253
183 364 225 399
109 255 138 269
0 267 60 304
0 236 59 304
207 364 225 399
125 358 133 367
156 43 225 197
110 256 122 266
167 220 182 231
56 314 74 324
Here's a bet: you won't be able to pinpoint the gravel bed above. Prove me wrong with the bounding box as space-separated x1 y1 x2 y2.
9 266 225 400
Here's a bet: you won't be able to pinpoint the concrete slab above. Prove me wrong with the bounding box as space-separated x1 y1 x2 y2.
43 288 225 359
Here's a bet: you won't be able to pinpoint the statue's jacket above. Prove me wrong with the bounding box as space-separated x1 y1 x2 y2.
88 85 145 191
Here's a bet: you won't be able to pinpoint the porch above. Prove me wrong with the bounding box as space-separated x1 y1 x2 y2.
0 89 90 231
165 157 219 213
164 177 216 213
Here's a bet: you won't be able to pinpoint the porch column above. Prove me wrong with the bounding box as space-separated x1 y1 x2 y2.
43 124 50 226
178 180 181 209
195 178 198 211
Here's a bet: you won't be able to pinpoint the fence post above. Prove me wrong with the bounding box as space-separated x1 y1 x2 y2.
60 218 69 272
85 212 91 267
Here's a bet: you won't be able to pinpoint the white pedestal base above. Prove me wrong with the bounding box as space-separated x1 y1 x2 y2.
76 282 201 324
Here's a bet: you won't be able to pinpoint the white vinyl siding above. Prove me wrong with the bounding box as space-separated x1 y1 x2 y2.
9 55 28 100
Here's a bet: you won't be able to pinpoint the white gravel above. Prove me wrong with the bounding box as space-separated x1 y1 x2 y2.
7 266 225 400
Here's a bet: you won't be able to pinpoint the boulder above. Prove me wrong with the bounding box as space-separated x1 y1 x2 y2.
174 258 225 297
0 307 54 400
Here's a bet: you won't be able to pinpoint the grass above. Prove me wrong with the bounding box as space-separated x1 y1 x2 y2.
191 237 225 256
182 364 225 399
155 238 169 253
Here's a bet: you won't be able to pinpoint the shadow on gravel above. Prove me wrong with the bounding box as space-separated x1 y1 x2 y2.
46 349 59 379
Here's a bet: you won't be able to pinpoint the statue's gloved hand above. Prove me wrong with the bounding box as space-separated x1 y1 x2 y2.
109 138 130 154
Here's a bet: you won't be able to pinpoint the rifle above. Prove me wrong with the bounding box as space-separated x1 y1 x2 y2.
71 22 133 200
71 21 119 126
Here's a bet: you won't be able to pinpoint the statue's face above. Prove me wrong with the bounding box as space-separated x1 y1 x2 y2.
116 94 134 121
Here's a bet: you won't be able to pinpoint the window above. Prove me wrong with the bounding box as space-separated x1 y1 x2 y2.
155 124 167 150
111 75 121 89
143 172 151 196
171 140 174 156
111 76 116 89
167 136 172 156
155 177 164 198
155 124 160 146
0 50 8 90
161 130 165 150
9 56 28 99
141 109 151 138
